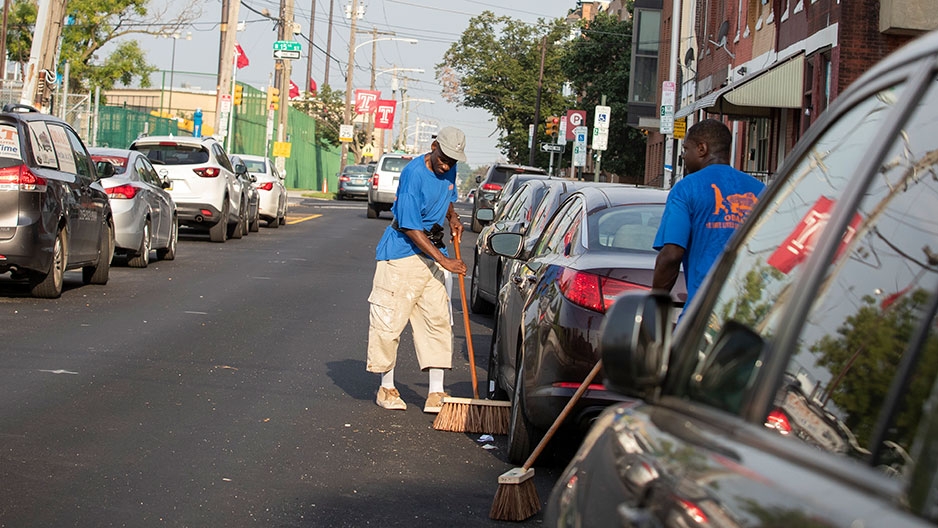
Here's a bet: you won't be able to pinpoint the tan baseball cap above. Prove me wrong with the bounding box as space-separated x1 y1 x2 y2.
435 127 467 163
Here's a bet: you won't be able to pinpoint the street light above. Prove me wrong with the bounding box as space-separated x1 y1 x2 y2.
396 97 434 152
166 31 192 114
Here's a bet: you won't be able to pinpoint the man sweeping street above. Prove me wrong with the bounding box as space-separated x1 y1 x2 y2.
366 127 468 413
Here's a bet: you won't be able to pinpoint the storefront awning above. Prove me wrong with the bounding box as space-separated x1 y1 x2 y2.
675 53 805 119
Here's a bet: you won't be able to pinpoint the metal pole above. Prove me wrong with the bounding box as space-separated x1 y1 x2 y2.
323 0 334 86
169 35 177 114
529 36 547 167
593 94 605 182
664 0 681 189
340 0 358 173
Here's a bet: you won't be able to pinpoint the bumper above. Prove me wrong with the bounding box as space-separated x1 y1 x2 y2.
0 220 54 274
110 199 146 251
338 184 369 197
369 190 396 207
257 190 281 220
175 202 224 228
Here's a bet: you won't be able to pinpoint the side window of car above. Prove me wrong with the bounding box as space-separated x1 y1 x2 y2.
672 80 912 413
213 144 233 171
533 197 580 258
503 183 534 223
769 72 938 476
62 126 92 183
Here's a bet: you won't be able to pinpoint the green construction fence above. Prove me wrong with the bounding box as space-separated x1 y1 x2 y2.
97 83 343 191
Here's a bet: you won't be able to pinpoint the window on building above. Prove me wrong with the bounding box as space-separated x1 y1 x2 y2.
629 7 661 105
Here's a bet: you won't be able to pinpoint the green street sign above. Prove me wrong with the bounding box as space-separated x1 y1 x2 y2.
273 40 302 52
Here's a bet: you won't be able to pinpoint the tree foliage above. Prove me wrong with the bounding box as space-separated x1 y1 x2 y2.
290 85 346 150
560 10 646 181
6 0 201 91
436 12 571 164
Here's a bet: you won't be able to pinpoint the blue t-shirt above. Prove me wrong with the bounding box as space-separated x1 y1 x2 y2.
653 164 765 304
375 154 458 261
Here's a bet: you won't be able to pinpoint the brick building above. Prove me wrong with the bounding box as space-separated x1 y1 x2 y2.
632 0 936 186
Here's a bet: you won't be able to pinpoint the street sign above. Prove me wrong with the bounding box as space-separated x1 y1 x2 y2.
673 117 687 139
339 124 354 143
572 126 587 167
594 105 611 129
273 49 301 60
660 81 675 135
540 142 565 153
566 110 586 141
273 40 302 52
220 94 232 113
272 141 292 158
592 133 608 151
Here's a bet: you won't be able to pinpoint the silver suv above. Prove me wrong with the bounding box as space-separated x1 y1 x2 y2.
367 153 414 219
130 136 246 242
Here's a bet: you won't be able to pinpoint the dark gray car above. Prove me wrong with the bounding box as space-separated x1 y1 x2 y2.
0 104 113 298
546 28 938 527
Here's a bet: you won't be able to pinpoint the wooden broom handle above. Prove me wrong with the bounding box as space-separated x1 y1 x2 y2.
453 231 479 399
523 359 603 470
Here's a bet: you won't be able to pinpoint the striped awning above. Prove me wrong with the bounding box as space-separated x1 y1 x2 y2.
676 53 805 119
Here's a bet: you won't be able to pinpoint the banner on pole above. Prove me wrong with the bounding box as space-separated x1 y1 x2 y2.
374 100 397 130
354 90 381 114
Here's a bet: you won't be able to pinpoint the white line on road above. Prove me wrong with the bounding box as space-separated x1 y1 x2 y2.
39 369 79 375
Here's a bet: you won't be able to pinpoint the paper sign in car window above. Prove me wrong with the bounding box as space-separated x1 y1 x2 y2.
28 122 58 168
0 125 21 160
47 124 77 174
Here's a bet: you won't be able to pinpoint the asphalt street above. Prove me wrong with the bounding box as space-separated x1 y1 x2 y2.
0 195 575 527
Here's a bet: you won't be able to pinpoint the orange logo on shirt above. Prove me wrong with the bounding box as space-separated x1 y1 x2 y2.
709 183 758 228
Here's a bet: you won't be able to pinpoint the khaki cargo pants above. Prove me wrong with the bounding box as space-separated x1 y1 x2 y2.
367 254 453 373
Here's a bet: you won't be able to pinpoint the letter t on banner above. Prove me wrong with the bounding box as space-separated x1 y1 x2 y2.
354 89 381 114
374 100 397 129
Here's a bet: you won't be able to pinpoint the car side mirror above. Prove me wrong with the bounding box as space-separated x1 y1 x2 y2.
489 232 523 259
600 291 675 399
95 161 115 178
161 179 171 189
235 165 247 176
476 208 495 223
250 174 257 183
476 175 482 183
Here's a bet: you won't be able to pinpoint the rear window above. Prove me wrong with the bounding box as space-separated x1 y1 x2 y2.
242 159 267 173
345 165 371 175
0 124 22 163
591 204 663 252
134 144 209 165
380 156 412 172
488 166 547 185
91 155 128 174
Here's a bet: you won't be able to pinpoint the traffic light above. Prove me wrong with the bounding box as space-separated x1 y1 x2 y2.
267 87 280 111
545 116 559 137
233 84 243 106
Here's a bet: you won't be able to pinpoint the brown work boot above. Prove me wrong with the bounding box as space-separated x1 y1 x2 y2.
376 387 406 410
423 392 449 414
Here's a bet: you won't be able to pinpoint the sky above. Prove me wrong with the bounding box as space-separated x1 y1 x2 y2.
131 0 580 166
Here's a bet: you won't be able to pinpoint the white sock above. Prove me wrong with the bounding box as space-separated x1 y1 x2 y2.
428 368 445 394
380 369 396 389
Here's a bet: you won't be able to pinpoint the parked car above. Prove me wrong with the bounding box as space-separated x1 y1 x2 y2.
545 29 938 527
470 163 547 232
488 185 685 464
0 104 113 298
232 153 287 228
89 148 177 267
470 179 551 314
492 172 554 216
367 153 413 219
483 179 622 397
337 164 373 200
230 155 260 234
129 135 244 242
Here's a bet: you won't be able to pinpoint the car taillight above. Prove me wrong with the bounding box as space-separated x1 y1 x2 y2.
0 164 47 191
765 409 792 434
558 268 649 313
339 175 350 182
676 498 708 524
107 183 137 199
371 174 379 188
481 182 502 191
256 181 273 191
193 167 220 177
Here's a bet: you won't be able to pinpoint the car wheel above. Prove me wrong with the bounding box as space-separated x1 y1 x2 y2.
30 227 66 298
367 202 378 219
127 220 151 268
83 219 112 285
469 255 494 314
209 199 228 243
486 305 509 401
229 198 245 239
156 217 178 260
249 208 260 232
508 359 539 465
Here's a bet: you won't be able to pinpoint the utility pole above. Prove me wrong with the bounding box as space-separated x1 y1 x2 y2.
305 0 316 94
21 0 67 111
528 36 547 167
340 0 359 173
323 0 334 87
0 0 11 90
215 0 239 136
278 0 294 151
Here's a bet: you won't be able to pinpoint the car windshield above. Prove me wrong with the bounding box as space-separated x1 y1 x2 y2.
135 144 209 165
489 166 545 185
90 155 128 175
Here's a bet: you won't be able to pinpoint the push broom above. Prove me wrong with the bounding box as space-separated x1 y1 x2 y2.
432 230 511 435
489 359 603 521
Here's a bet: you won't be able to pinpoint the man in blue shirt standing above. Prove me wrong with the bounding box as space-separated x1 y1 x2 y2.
653 119 765 309
367 127 468 413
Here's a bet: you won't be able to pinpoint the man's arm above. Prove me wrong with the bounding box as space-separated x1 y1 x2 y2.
653 243 685 293
404 229 467 275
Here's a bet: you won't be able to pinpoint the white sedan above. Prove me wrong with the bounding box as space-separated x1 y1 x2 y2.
232 154 288 228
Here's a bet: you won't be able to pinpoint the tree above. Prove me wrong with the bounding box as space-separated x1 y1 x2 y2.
436 11 571 164
560 9 646 181
6 0 201 91
291 84 346 149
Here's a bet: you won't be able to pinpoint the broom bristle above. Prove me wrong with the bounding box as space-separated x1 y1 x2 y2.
489 479 540 521
432 399 511 435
